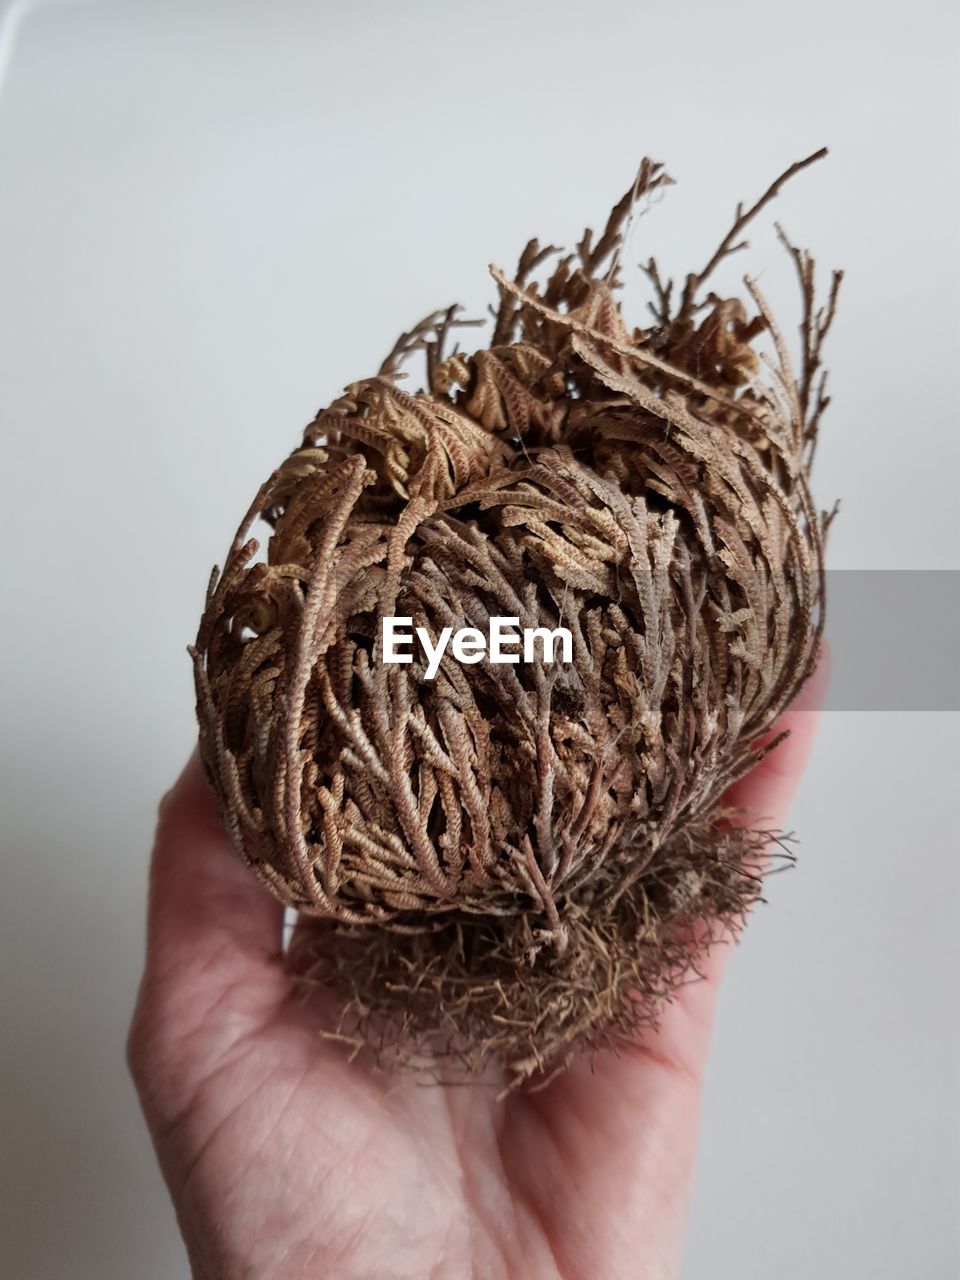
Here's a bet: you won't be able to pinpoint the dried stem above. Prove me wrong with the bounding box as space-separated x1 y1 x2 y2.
676 147 828 321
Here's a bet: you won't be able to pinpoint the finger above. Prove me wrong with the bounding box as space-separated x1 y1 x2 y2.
128 755 289 1139
724 643 831 827
532 661 832 1280
676 646 831 1005
143 751 284 988
620 648 831 1068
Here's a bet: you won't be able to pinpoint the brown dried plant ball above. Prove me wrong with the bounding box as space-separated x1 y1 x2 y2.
192 153 839 1087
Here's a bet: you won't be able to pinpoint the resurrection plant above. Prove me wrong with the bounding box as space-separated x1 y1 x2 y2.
192 151 840 1087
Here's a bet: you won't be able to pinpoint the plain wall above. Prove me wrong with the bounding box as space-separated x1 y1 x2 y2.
1 1 957 1276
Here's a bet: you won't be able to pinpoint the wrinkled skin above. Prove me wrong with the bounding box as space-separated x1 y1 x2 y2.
127 665 824 1280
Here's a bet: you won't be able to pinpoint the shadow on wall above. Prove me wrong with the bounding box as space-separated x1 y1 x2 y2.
0 718 189 1277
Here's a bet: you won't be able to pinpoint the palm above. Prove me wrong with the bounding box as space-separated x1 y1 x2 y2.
129 680 821 1279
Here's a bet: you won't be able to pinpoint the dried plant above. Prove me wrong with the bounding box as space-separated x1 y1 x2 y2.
192 152 840 1087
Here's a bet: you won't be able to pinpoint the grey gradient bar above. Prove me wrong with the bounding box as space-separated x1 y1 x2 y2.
823 571 959 711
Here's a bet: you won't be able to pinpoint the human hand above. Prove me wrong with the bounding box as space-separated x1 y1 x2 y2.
127 669 824 1280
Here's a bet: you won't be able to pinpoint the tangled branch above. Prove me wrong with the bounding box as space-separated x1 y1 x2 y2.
192 153 839 1086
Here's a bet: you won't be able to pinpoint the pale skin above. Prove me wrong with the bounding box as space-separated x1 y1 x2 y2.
127 664 825 1280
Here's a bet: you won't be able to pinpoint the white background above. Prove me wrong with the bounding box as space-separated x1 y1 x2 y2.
1 1 957 1276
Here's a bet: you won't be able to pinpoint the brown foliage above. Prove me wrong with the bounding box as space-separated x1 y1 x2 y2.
192 153 839 1086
